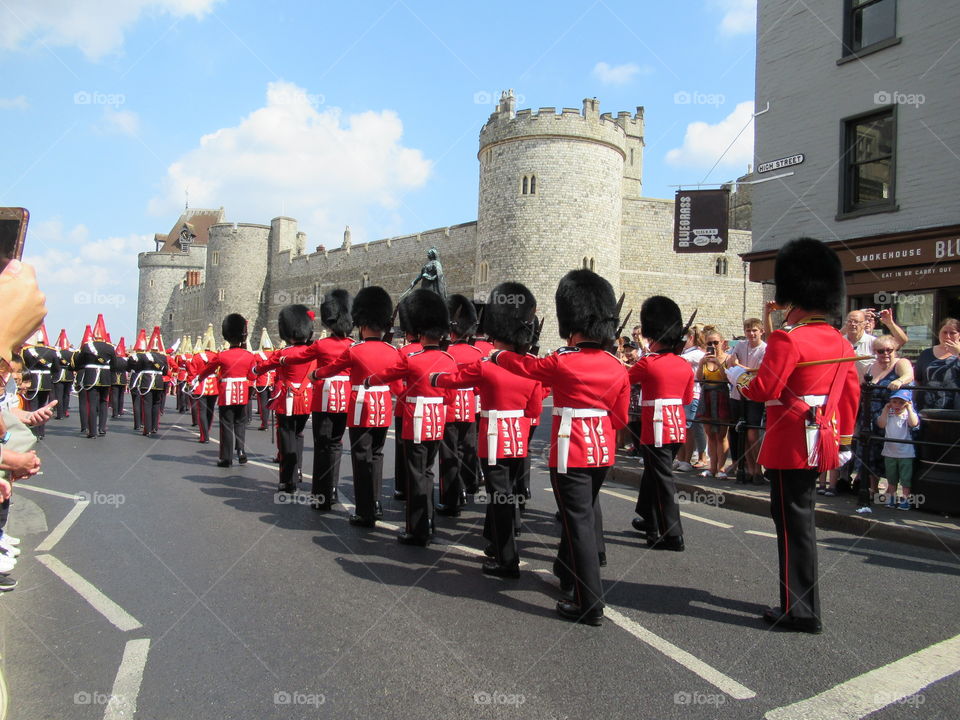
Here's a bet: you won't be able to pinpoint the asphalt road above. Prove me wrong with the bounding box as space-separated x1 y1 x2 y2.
3 397 959 720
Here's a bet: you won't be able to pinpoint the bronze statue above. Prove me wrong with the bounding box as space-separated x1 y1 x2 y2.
401 247 446 299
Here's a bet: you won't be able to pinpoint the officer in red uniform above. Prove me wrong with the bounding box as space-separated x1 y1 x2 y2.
254 305 317 494
288 287 400 522
491 270 629 626
194 314 258 467
392 332 422 501
187 328 220 443
432 282 542 577
738 238 860 634
437 294 483 516
368 290 456 546
627 296 695 551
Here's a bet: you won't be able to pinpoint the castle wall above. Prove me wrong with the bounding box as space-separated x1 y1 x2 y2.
205 223 271 336
137 248 205 339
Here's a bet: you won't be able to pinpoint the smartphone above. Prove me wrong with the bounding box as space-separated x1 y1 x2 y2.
0 207 29 273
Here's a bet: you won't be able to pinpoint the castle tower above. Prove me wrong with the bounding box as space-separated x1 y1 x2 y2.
137 250 206 338
204 222 271 337
477 92 641 350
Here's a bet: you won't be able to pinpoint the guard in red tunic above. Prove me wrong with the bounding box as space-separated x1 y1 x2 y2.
194 314 258 467
188 326 220 443
627 296 695 551
287 287 400 522
738 238 860 634
437 294 483 516
432 282 542 577
368 290 456 546
254 305 317 494
392 332 422 501
175 340 192 414
253 329 276 431
491 270 629 626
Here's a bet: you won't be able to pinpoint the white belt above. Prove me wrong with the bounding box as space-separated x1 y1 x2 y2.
353 384 389 425
141 370 162 374
480 409 524 465
321 375 349 412
641 398 683 447
406 395 445 443
86 364 111 369
552 407 607 473
284 381 311 415
765 394 827 408
31 369 51 374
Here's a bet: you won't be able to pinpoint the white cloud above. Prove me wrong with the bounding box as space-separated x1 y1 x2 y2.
0 0 220 60
99 108 140 136
710 0 757 36
0 95 29 110
592 62 651 86
665 101 755 170
148 81 433 244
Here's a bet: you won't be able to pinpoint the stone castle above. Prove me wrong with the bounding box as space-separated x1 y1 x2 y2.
138 91 768 350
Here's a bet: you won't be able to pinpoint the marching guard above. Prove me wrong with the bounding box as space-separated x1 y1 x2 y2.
489 270 630 626
253 329 276 431
737 238 860 634
392 330 422 501
132 328 168 436
110 337 129 419
128 330 148 432
71 315 117 439
188 325 220 443
21 324 59 438
52 329 73 419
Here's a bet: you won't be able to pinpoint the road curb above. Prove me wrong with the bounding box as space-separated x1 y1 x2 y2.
609 465 960 556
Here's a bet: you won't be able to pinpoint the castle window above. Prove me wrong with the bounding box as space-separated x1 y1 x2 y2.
149 278 155 288
520 174 537 195
715 257 729 275
478 261 489 284
630 149 634 166
529 175 536 194
361 273 370 288
582 257 595 271
522 176 528 195
212 251 220 266
218 288 225 302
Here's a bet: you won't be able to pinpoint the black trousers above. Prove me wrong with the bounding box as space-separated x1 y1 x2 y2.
438 420 479 506
393 416 406 495
768 468 820 622
131 390 142 430
405 439 440 540
277 414 308 491
636 443 683 540
482 458 523 568
255 387 273 429
53 382 70 418
349 426 388 519
110 385 126 417
194 395 216 442
27 390 50 437
140 389 164 434
312 412 347 503
218 404 247 462
518 424 537 501
552 466 608 615
79 386 110 436
176 382 188 412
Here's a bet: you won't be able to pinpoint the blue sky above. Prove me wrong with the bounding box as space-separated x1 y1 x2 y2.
0 0 757 343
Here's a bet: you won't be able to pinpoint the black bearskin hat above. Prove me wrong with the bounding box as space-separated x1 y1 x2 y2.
352 286 393 333
320 289 353 337
277 304 314 345
400 289 448 340
221 313 248 345
484 282 537 353
639 296 684 351
447 294 478 337
774 238 844 316
555 269 618 341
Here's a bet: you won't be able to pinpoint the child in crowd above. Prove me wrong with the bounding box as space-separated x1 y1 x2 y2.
876 389 919 510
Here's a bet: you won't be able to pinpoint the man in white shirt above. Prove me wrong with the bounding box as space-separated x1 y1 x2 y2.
727 318 766 483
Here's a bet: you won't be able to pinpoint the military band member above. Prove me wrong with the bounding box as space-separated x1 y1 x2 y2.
253 329 276 431
134 328 168 436
188 326 220 443
110 338 129 418
52 329 74 419
128 330 148 432
175 337 193 413
367 290 456 546
490 270 630 626
431 282 542 577
254 305 317 494
72 315 117 439
627 296 695 552
738 238 860 634
193 314 257 466
21 325 59 439
437 294 483 515
392 332 422 501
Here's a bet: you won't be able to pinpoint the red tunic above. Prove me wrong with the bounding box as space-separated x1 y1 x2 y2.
175 354 191 382
393 342 422 418
739 319 860 470
370 347 456 442
254 347 316 415
195 347 258 406
627 352 695 446
433 358 541 461
276 336 354 413
473 339 494 355
188 351 220 396
492 345 629 471
252 350 276 390
444 341 483 422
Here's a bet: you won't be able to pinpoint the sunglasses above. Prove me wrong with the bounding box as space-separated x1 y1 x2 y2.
875 348 894 354
705 341 721 346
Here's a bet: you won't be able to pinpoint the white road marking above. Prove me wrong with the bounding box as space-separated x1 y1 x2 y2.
13 484 84 501
598 487 734 528
35 555 142 632
765 633 960 720
35 501 89 553
745 530 777 539
103 638 151 720
532 569 755 700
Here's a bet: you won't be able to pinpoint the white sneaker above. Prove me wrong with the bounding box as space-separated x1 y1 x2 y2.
676 461 694 472
0 534 21 546
0 555 16 573
855 506 873 515
0 540 20 558
672 459 680 470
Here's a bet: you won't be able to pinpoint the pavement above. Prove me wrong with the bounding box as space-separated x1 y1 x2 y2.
610 453 960 556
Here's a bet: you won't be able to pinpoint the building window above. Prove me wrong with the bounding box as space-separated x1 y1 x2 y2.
478 261 489 284
149 278 155 288
715 257 729 275
218 288 225 302
212 251 220 266
361 273 370 288
843 0 897 56
521 174 537 195
582 256 595 271
841 109 896 216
